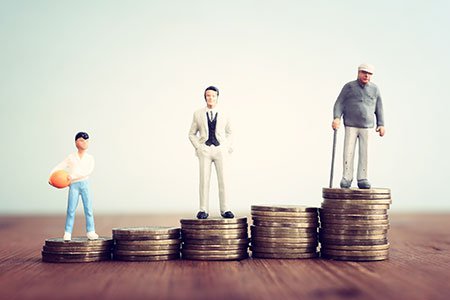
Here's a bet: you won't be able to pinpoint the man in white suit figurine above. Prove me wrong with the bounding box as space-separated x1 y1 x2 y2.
189 86 234 219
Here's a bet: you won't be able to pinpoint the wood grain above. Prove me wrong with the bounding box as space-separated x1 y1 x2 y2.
0 213 449 300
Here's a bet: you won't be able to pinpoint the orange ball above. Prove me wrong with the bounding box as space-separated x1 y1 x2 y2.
50 170 70 189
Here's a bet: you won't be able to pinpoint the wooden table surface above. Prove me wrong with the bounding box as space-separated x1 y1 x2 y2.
0 213 449 300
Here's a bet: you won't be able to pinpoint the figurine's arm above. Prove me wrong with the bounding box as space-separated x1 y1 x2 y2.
225 115 233 153
375 90 385 136
188 113 201 149
49 156 71 185
332 85 347 130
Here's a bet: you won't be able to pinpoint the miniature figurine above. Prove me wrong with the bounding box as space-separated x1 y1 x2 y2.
332 64 385 189
189 86 235 219
49 132 98 240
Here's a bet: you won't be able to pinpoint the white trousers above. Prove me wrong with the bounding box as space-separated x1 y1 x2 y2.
197 145 229 213
343 126 369 181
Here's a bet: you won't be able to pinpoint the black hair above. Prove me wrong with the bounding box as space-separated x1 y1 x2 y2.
204 86 219 99
75 132 89 141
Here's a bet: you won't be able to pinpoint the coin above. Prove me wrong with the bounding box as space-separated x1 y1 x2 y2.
115 244 180 251
251 205 318 213
322 199 392 205
319 233 387 240
251 225 317 232
115 239 181 246
322 187 391 194
251 231 317 239
321 249 389 257
42 250 111 256
45 237 113 247
181 223 247 230
181 248 247 255
252 252 318 259
320 223 390 230
250 241 317 248
250 246 317 254
251 210 318 218
321 254 388 261
112 226 180 235
182 238 249 245
113 233 180 240
181 253 248 261
319 213 388 220
252 220 318 228
319 228 387 235
114 254 180 261
251 236 317 243
320 239 388 246
319 208 388 215
42 245 112 252
319 219 389 225
114 249 179 256
182 232 248 239
323 194 392 199
180 217 247 225
321 202 390 210
181 228 248 235
322 243 389 251
182 244 247 250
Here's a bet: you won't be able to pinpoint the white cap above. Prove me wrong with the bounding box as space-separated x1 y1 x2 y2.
358 63 374 74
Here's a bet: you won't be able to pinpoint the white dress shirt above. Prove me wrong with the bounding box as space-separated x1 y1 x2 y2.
51 152 95 183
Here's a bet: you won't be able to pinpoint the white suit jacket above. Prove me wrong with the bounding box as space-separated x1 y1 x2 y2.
188 107 233 152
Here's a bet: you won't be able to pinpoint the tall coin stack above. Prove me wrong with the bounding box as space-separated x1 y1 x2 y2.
250 205 319 259
320 188 391 261
180 217 249 261
113 226 181 261
42 237 113 263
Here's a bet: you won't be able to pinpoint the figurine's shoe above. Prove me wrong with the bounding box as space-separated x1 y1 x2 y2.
196 211 209 219
340 178 352 189
357 179 371 189
86 231 99 240
221 211 235 219
63 232 71 241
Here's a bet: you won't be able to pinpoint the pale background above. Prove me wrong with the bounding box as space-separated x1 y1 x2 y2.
1 0 449 214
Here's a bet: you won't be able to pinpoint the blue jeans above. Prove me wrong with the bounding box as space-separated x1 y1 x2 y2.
65 180 95 233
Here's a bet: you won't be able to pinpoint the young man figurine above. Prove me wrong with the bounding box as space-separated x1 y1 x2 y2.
49 132 98 240
332 64 385 189
189 86 235 219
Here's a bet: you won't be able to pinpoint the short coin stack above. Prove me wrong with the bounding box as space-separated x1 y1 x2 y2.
42 237 113 263
250 205 319 259
180 217 249 260
320 188 391 261
113 226 181 261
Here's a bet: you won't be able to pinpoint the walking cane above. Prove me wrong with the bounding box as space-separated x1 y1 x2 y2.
329 129 338 188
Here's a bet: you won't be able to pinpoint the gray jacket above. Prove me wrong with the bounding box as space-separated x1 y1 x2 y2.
333 80 384 128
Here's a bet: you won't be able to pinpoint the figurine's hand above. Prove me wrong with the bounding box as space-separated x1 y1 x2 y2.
67 175 72 184
376 126 385 137
332 118 340 130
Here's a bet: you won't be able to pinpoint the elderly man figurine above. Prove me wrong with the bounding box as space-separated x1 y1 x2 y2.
332 64 385 189
189 86 234 219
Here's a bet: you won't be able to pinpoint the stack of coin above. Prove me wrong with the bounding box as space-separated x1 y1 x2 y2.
42 237 113 263
113 226 181 261
250 205 319 259
180 217 249 260
320 188 391 261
